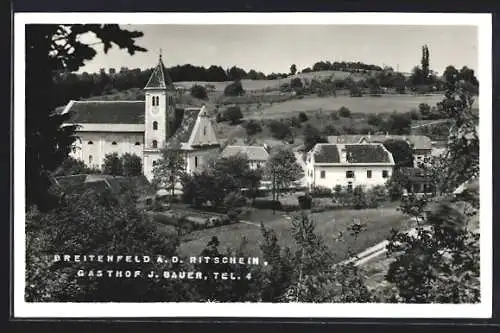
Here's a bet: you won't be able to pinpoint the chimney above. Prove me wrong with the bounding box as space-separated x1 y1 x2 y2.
341 148 348 162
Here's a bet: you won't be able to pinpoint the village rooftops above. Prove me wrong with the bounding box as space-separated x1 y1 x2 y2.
327 134 432 151
310 143 395 165
220 145 270 161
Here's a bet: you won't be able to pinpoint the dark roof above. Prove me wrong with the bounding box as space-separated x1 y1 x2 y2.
328 135 432 150
144 57 174 90
313 144 340 163
313 143 392 164
344 144 392 163
165 108 200 148
65 101 145 124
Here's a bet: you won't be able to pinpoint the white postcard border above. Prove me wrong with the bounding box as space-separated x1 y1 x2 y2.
13 12 493 318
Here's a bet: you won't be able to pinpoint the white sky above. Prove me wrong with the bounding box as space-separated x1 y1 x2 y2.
78 24 478 76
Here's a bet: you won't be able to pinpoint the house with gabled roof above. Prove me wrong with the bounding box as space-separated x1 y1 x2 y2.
62 54 220 181
220 145 270 170
327 134 432 167
305 143 395 190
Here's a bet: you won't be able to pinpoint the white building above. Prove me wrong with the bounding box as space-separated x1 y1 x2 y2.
63 55 220 181
327 134 432 168
305 143 395 190
220 145 270 170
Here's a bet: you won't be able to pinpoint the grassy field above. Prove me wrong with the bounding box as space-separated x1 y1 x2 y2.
248 94 457 120
178 207 409 263
174 70 369 93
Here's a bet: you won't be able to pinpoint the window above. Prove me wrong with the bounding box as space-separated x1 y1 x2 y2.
88 141 93 145
89 155 93 164
382 170 389 178
346 170 354 178
135 142 141 146
320 170 326 179
194 156 198 168
111 141 117 145
152 140 158 148
152 96 156 106
367 170 372 178
203 126 207 135
153 121 158 130
347 182 353 191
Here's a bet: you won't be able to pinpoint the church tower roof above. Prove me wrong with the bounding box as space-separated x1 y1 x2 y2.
144 52 174 90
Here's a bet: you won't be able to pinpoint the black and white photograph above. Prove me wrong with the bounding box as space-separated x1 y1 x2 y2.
13 13 492 318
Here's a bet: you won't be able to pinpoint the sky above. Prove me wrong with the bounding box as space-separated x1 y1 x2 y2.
78 25 478 76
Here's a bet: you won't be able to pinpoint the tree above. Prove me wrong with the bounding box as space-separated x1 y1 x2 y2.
102 153 123 176
383 139 414 167
290 64 297 76
223 106 243 125
298 112 308 123
383 72 480 303
421 45 430 84
290 78 303 90
25 186 196 302
265 147 303 213
26 24 146 211
338 106 352 118
122 153 142 177
152 145 186 201
243 119 262 136
303 124 328 152
224 80 245 96
55 157 94 176
268 120 292 141
190 84 208 99
443 65 460 87
381 112 412 135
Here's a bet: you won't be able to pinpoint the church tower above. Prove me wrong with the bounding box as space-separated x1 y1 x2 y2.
143 53 176 181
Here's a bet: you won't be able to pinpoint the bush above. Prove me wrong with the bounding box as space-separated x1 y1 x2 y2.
310 186 332 198
223 191 246 210
224 80 245 96
298 112 308 122
268 120 292 140
352 185 369 209
338 106 352 118
243 120 262 136
298 194 313 209
330 111 339 120
190 84 208 99
367 113 382 126
223 106 243 125
252 199 282 210
290 77 303 89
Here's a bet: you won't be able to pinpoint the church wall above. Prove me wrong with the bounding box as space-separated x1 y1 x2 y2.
70 131 144 169
185 147 221 175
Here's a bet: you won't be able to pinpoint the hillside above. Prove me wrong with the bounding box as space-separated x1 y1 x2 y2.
174 70 371 93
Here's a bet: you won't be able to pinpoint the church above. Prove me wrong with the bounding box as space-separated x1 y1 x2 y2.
62 55 221 181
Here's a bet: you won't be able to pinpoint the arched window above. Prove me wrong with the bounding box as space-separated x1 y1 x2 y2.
152 96 155 106
135 142 141 146
194 156 198 168
203 126 207 135
89 155 93 164
111 141 117 145
152 140 158 148
153 121 158 130
88 141 93 145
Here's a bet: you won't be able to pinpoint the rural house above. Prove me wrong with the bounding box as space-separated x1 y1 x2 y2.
327 134 432 167
220 145 270 170
305 143 395 190
62 54 220 181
